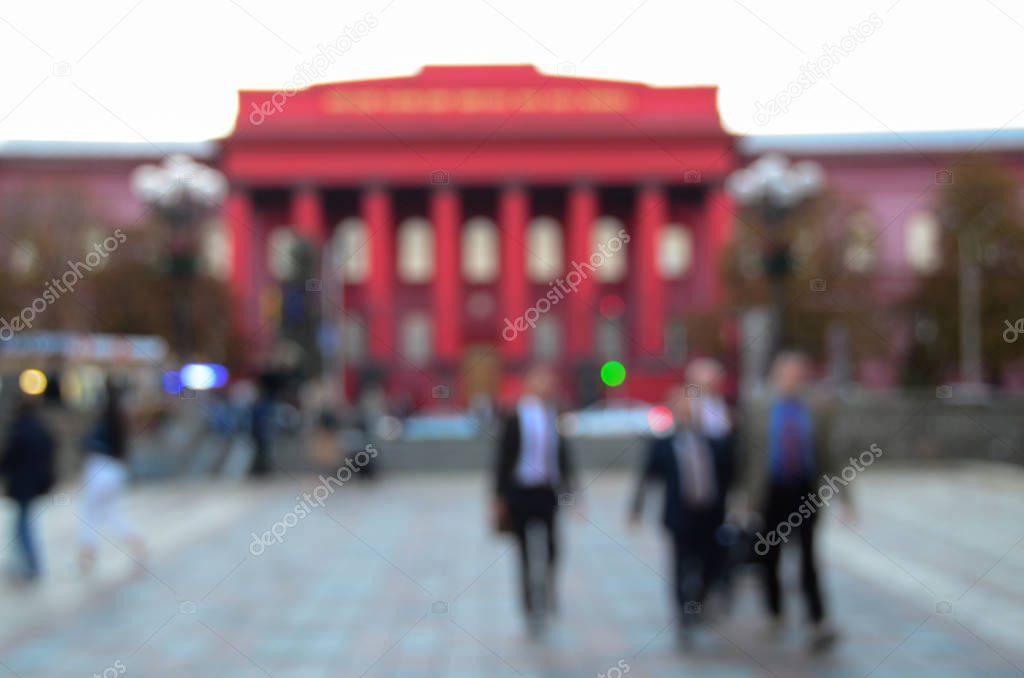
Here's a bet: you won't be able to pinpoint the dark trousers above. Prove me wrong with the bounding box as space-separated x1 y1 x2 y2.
14 498 40 577
707 433 736 594
703 497 732 597
761 481 825 623
250 436 271 476
509 487 558 616
670 510 716 620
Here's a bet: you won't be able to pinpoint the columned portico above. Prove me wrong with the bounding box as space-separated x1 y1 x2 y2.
226 186 257 354
431 185 461 361
221 65 737 404
634 182 667 356
290 184 326 246
566 183 597 356
499 184 529 361
705 185 733 305
362 185 394 360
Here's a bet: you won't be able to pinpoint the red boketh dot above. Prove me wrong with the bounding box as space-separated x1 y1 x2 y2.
599 294 625 319
647 405 674 434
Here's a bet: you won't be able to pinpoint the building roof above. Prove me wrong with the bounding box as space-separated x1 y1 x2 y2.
230 64 728 141
0 140 216 160
740 129 1024 156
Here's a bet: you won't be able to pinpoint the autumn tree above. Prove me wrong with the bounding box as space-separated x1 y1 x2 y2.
902 157 1024 386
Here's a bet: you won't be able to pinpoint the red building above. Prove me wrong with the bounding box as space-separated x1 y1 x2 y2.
3 65 1024 402
222 65 736 403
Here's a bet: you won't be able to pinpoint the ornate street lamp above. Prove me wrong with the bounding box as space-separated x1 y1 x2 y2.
727 153 824 361
131 154 227 356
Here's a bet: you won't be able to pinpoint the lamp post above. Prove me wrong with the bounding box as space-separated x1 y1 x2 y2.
726 153 824 363
131 154 227 357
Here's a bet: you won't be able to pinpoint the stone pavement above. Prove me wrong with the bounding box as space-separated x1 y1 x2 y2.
1 462 1023 677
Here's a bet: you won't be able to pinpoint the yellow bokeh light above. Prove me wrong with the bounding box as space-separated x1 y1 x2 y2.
19 369 48 396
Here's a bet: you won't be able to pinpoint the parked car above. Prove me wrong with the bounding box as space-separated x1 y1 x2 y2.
559 399 672 439
396 411 482 441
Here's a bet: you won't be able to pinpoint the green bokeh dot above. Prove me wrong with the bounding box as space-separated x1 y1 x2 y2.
600 360 626 387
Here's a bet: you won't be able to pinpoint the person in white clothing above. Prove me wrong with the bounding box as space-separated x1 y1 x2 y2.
78 381 145 572
493 364 576 634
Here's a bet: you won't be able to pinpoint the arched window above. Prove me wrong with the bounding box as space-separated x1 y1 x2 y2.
400 311 433 366
397 216 434 283
341 313 366 363
596 317 625 359
532 316 562 361
526 216 564 282
844 210 877 273
593 216 628 282
332 217 369 283
462 216 499 283
9 240 38 278
81 228 111 270
905 211 941 274
201 220 230 280
267 227 301 281
792 227 817 273
658 224 693 279
665 317 687 361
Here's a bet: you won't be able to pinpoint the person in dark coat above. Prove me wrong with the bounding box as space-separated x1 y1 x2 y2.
630 386 719 638
686 358 740 603
1 398 57 580
249 390 275 477
493 363 576 634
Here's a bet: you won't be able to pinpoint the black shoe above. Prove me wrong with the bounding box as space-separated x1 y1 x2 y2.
676 622 696 652
526 612 546 638
546 591 559 618
809 623 838 653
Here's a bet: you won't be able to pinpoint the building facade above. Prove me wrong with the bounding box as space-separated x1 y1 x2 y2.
222 65 735 404
3 66 1023 404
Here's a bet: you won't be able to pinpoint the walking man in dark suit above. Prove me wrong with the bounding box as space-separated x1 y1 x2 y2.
493 363 576 634
629 385 718 639
687 358 739 602
742 351 851 651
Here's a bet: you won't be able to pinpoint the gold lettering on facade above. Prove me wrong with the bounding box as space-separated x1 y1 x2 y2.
322 87 633 115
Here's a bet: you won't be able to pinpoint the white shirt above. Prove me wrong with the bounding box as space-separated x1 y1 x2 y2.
673 429 716 508
514 396 559 487
695 396 732 439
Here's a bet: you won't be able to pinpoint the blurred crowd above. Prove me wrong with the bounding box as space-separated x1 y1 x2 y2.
492 352 852 653
0 369 388 584
4 349 855 657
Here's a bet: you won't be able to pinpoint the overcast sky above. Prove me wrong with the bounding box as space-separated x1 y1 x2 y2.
1 0 1022 143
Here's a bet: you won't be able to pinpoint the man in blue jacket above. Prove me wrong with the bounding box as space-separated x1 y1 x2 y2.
742 351 851 652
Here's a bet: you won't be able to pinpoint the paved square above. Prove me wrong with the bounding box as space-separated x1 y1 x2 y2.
2 464 1023 677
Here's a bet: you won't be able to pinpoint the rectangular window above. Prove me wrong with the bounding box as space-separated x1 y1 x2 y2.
664 317 687 362
531 316 561 361
400 312 433 366
596 317 625 360
342 313 367 364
